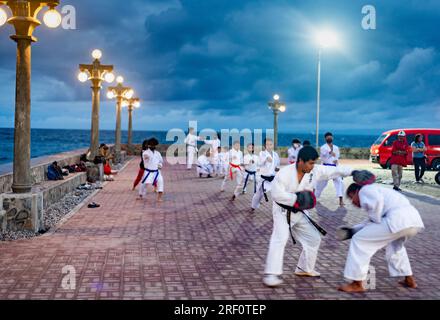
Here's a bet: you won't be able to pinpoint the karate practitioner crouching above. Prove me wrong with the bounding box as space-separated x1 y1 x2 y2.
338 182 424 293
197 149 214 178
263 146 353 287
137 138 164 202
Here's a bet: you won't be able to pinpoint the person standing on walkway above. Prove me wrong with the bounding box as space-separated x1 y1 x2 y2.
243 143 259 194
315 132 344 206
390 131 409 191
137 138 164 202
132 139 149 190
184 127 200 170
411 134 427 184
221 141 244 201
287 139 302 164
338 182 424 293
217 146 229 178
251 138 280 210
263 146 354 287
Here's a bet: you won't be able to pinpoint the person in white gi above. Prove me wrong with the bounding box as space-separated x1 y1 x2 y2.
315 132 344 206
217 146 229 177
287 139 302 164
263 146 353 287
137 138 164 202
220 141 244 201
196 149 214 178
204 133 221 176
184 127 200 170
243 143 259 194
338 183 424 292
251 139 280 210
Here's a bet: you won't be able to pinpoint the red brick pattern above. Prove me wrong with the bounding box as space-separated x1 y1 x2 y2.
0 159 439 300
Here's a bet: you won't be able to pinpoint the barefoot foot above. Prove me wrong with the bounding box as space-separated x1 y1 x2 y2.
338 281 365 293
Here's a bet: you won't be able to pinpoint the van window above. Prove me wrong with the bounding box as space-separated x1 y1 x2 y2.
384 134 397 147
428 134 440 146
406 134 416 144
373 134 387 146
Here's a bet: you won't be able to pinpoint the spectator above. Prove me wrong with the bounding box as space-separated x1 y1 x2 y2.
411 134 427 184
390 131 409 191
303 140 311 147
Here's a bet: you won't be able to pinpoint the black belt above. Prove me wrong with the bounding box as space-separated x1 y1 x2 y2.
276 202 327 245
261 175 275 202
142 169 160 186
243 170 257 193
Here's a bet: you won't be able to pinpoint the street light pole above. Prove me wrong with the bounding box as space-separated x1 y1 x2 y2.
316 47 322 149
78 49 114 160
122 97 140 147
108 77 134 163
0 0 62 193
268 94 286 151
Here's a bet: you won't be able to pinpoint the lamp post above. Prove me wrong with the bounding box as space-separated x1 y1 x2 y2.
0 0 62 193
122 97 140 147
107 76 134 164
268 94 286 150
315 29 338 149
78 49 114 160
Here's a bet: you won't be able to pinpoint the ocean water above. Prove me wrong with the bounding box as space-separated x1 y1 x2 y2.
0 128 378 165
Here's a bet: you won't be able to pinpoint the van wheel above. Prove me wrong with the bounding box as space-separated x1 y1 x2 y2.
384 159 391 169
435 172 440 185
431 159 440 171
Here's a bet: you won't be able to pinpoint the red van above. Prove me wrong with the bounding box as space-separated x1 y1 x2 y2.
370 128 440 170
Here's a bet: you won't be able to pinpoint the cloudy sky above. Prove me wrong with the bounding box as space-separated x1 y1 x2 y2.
0 0 439 134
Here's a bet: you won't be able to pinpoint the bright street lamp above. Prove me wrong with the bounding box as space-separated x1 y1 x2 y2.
268 94 286 150
78 49 114 161
0 0 62 193
315 28 339 149
122 97 140 147
42 7 62 28
108 78 133 163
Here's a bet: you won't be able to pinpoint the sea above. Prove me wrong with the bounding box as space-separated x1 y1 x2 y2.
0 128 379 165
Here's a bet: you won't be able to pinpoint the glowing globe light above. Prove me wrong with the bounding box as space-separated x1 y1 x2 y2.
121 100 129 107
316 30 338 48
124 89 134 99
133 101 141 108
273 94 280 101
78 71 88 83
43 9 62 28
107 91 115 99
92 49 102 60
116 76 124 84
104 72 115 83
0 7 7 27
279 105 286 112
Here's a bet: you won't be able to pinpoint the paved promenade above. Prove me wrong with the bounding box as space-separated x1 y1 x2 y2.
1 159 439 300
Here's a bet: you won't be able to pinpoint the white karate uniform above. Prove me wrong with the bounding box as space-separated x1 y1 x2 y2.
315 143 344 198
217 151 228 177
139 149 164 195
343 185 424 281
251 150 280 209
265 164 353 276
287 145 302 164
243 153 259 193
184 133 199 169
204 138 221 174
196 155 213 176
221 149 244 197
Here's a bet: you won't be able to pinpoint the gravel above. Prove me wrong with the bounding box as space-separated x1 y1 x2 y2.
0 182 102 242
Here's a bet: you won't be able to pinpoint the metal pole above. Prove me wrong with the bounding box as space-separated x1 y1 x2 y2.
128 106 133 146
315 48 322 149
115 96 122 163
273 108 279 150
89 83 101 160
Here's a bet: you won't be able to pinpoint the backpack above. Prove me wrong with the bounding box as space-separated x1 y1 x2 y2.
47 164 63 180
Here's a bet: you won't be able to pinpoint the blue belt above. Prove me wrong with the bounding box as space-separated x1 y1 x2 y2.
323 163 337 167
142 169 160 186
243 170 257 193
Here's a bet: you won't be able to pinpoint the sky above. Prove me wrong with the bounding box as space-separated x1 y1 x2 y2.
0 0 440 135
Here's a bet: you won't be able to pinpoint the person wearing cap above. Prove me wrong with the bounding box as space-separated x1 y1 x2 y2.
390 131 409 191
287 139 302 164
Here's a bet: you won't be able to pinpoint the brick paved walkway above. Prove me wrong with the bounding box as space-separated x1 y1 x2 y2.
1 159 439 300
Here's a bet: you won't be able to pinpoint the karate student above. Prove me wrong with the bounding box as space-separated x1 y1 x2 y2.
196 149 214 178
251 138 280 210
137 138 164 202
315 132 344 206
243 143 259 194
338 182 424 293
204 133 221 176
263 146 354 287
184 127 200 170
220 141 244 201
217 146 229 177
287 139 302 164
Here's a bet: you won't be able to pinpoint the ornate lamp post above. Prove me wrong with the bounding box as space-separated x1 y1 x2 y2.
78 49 114 160
107 76 134 164
122 97 140 147
0 0 62 193
268 94 286 150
